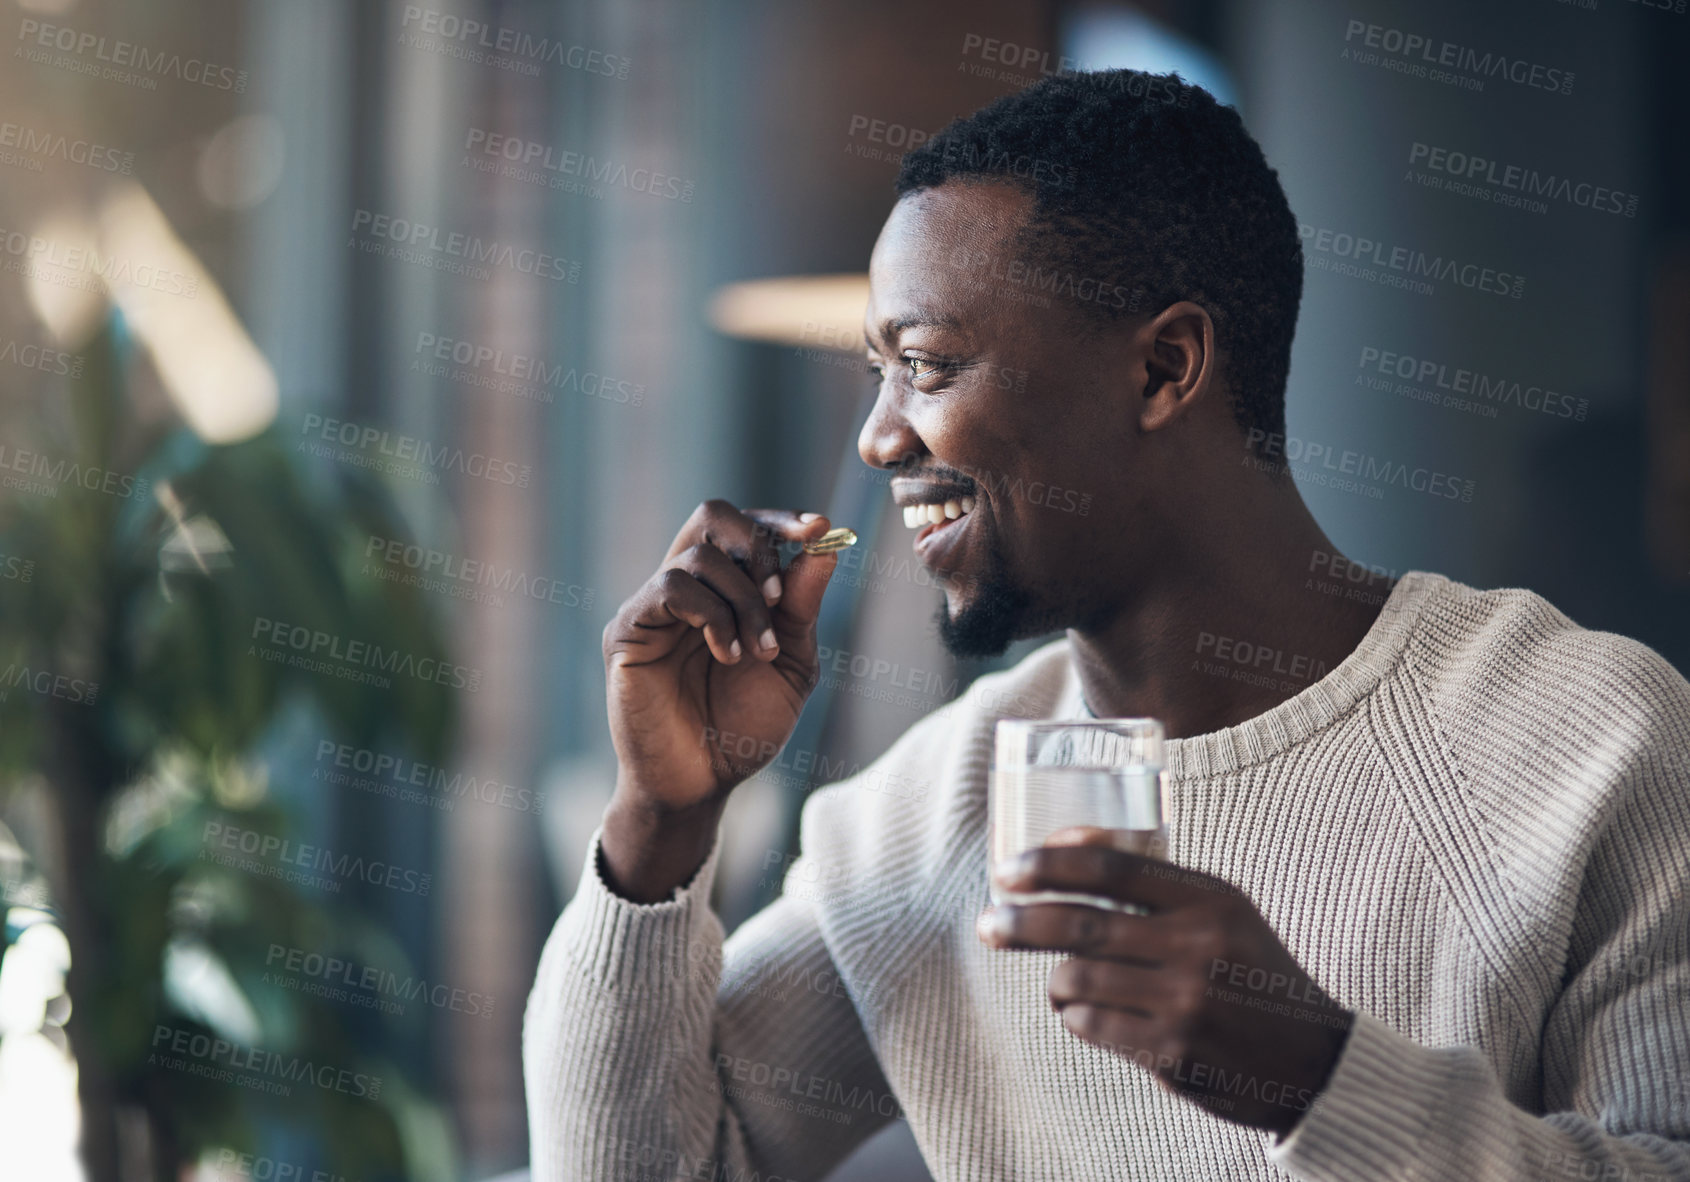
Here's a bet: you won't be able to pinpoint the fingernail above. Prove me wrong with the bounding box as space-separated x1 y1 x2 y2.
799 512 823 523
975 910 995 939
729 639 742 659
759 628 778 652
762 575 782 603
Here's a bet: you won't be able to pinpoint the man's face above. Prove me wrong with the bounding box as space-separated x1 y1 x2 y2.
860 181 1146 658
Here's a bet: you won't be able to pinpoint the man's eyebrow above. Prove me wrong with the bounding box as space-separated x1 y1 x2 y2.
863 314 964 351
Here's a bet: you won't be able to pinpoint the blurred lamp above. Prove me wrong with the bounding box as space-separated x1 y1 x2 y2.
707 273 869 353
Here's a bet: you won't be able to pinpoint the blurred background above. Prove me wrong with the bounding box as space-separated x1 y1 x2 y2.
0 0 1685 1179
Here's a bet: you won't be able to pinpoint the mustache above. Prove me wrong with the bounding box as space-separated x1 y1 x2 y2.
891 456 978 492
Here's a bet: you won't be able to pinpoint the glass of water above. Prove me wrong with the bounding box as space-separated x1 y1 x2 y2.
988 718 1167 913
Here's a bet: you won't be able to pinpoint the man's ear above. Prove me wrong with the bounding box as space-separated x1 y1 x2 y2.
1139 301 1215 434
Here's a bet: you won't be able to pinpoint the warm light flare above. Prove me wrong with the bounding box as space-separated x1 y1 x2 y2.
97 183 279 443
706 273 869 352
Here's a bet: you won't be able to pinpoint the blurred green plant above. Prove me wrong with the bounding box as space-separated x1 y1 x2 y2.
0 318 461 1182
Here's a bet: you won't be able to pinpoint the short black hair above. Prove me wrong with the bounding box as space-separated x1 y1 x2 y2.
896 69 1303 447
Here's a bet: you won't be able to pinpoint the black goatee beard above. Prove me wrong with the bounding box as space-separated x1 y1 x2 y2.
933 543 1035 659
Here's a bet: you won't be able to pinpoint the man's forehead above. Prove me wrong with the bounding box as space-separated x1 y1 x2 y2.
871 182 1032 266
866 185 1034 344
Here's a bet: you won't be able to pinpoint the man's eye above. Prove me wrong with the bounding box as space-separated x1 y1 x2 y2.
866 358 941 384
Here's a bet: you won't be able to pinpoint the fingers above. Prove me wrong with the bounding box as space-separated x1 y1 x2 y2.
994 844 1220 912
1048 957 1166 1015
665 542 782 662
981 901 1164 962
623 568 744 665
670 502 819 605
631 500 838 666
1056 1003 1161 1061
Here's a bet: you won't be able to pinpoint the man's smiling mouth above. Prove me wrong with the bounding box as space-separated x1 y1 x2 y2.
892 478 978 564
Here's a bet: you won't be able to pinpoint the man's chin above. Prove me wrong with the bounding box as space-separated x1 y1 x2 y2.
933 584 1033 660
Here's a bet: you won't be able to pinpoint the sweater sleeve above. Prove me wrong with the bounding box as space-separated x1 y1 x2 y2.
1269 681 1690 1182
522 825 897 1182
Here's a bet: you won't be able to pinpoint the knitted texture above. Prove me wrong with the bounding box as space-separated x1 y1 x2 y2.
523 571 1690 1181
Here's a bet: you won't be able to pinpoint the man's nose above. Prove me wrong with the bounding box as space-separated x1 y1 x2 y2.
857 384 924 472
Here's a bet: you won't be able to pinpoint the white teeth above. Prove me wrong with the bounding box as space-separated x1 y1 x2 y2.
902 498 977 529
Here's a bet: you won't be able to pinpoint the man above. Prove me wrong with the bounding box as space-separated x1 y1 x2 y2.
525 69 1690 1181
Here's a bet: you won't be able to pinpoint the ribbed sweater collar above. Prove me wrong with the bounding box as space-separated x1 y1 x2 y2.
1060 570 1443 779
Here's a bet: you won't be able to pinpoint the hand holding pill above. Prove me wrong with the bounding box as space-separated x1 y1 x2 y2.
598 502 844 900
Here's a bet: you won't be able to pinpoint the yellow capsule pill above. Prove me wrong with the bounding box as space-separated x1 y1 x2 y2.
802 527 857 555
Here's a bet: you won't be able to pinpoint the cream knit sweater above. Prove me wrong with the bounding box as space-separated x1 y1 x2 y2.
524 571 1690 1181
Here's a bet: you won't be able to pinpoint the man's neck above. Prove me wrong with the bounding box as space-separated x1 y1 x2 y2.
1066 487 1392 741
